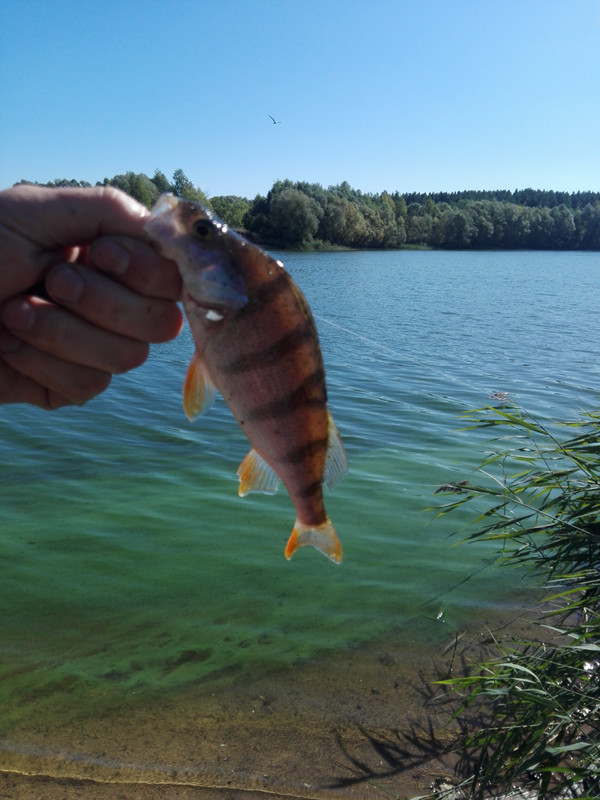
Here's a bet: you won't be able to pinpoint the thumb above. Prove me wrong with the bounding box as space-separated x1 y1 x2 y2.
0 184 150 297
4 184 149 249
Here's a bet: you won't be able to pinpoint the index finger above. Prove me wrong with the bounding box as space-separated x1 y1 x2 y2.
87 235 182 301
2 185 149 262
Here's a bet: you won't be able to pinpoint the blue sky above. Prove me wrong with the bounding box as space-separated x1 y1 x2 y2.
1 0 598 199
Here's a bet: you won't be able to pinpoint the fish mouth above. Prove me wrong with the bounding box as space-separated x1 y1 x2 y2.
184 292 231 323
144 196 181 248
149 193 179 219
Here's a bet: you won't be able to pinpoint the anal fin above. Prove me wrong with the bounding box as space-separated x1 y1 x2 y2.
238 449 281 497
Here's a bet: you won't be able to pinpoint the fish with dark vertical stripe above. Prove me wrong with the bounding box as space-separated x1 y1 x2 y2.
146 194 347 563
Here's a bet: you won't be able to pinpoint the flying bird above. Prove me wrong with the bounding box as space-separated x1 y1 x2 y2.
268 115 282 124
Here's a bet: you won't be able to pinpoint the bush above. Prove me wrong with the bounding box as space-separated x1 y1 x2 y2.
434 405 600 799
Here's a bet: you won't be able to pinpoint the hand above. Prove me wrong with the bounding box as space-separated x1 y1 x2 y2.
0 184 183 409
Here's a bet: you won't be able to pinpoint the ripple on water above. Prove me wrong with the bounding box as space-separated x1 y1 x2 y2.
1 249 598 793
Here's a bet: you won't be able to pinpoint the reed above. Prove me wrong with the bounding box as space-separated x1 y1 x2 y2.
434 404 600 799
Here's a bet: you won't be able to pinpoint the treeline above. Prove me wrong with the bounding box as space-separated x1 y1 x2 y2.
16 170 600 250
401 188 599 210
240 179 600 250
18 169 210 208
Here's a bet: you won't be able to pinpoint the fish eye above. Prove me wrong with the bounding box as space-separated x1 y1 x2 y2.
193 220 213 238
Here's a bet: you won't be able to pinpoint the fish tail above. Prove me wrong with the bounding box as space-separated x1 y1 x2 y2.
285 517 343 564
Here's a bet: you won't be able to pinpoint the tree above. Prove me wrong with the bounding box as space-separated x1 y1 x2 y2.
127 173 159 208
11 171 600 251
210 195 251 229
171 169 209 204
295 181 327 210
329 180 360 203
550 204 576 249
104 173 132 194
243 194 275 241
342 201 370 247
269 188 321 245
406 213 433 245
501 204 531 248
102 171 158 208
466 201 494 248
151 169 171 194
48 178 91 188
431 208 474 248
575 203 600 250
317 195 347 245
392 193 408 221
528 206 554 249
424 196 437 217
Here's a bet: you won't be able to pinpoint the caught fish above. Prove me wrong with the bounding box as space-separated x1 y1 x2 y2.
145 194 347 563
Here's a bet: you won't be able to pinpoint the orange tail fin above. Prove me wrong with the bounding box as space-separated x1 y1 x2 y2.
285 517 343 564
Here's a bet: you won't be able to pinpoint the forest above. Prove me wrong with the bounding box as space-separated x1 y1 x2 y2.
17 169 600 251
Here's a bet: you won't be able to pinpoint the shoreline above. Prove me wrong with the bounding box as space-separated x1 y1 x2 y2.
0 606 539 799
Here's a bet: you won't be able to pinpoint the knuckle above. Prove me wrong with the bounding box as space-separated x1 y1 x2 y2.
72 370 112 402
112 341 149 374
44 391 75 411
99 185 131 208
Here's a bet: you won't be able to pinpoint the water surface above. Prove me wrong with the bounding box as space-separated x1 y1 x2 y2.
1 249 599 794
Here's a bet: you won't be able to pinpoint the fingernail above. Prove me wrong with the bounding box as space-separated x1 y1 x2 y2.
89 239 130 276
46 264 85 304
0 330 21 353
3 300 36 332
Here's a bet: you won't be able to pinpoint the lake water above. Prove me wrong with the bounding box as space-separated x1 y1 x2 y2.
1 249 599 797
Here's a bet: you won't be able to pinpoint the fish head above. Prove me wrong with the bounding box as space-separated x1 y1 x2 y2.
145 194 248 312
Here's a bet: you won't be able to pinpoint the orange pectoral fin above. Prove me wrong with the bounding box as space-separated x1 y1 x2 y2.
183 351 218 421
285 517 343 564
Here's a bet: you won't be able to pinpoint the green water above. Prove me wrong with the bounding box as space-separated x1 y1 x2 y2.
1 249 598 787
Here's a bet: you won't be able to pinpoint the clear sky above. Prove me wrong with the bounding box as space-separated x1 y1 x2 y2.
1 0 598 199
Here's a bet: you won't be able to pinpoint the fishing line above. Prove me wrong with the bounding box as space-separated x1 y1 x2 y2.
313 312 513 607
313 313 490 396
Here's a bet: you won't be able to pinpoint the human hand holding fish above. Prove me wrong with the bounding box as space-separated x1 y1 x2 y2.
0 184 183 409
145 194 348 563
0 184 347 563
